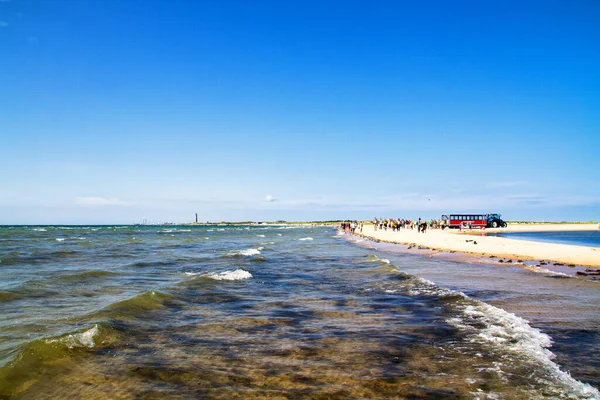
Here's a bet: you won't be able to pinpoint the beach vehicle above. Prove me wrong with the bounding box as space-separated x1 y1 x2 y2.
486 213 507 228
441 214 507 229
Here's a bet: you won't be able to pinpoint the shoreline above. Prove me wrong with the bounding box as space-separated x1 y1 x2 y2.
354 223 600 271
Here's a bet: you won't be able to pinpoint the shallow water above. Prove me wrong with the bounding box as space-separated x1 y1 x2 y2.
1 225 599 399
493 230 600 248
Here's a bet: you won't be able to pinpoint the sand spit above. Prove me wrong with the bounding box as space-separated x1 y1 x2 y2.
357 224 600 269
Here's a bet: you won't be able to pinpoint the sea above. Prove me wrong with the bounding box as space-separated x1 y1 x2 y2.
1 225 599 399
493 230 600 248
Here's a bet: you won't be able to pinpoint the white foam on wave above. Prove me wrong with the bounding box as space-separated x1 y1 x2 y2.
525 265 571 278
447 299 600 398
55 238 65 242
388 275 600 397
256 234 266 238
47 324 99 349
298 237 313 241
33 228 47 232
208 269 253 281
229 248 262 256
367 255 392 265
402 276 453 297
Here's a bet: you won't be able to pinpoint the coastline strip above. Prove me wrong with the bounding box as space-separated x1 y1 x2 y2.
356 224 600 268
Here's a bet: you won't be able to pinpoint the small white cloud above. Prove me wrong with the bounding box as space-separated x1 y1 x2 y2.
75 197 130 207
265 194 275 202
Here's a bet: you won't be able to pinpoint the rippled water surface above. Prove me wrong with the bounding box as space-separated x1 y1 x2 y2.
1 225 599 399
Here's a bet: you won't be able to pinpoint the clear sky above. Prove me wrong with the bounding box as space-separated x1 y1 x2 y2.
1 0 599 224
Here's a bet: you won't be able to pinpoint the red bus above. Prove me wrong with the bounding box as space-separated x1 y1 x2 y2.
442 214 488 229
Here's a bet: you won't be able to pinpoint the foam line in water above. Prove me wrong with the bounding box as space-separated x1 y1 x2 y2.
298 237 313 241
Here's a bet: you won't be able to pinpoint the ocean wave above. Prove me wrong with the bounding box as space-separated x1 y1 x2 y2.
366 255 391 265
228 248 263 256
128 260 179 268
46 324 99 349
298 237 313 241
379 272 600 398
32 228 47 232
0 290 23 302
447 299 600 399
55 270 118 283
207 269 252 281
160 229 191 234
525 265 572 278
0 322 122 396
100 290 174 318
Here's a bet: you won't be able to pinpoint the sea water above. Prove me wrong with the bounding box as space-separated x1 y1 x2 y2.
494 230 600 248
0 225 599 399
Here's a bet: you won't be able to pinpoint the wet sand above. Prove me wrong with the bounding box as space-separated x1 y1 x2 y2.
357 224 600 269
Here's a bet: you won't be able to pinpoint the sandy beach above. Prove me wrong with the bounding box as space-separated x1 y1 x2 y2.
357 223 600 268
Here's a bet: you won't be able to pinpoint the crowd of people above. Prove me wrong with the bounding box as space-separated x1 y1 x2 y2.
340 218 445 234
372 217 445 233
340 221 363 234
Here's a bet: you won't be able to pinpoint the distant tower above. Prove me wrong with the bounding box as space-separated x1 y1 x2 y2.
195 213 198 223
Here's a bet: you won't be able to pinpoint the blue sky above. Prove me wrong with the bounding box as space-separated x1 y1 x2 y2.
1 0 599 224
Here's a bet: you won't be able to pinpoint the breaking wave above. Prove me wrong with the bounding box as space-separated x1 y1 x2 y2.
207 269 253 281
228 248 263 256
46 324 100 349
